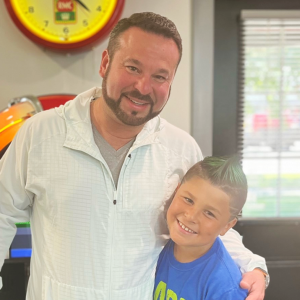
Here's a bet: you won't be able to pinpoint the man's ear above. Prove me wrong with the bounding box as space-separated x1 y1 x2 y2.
99 50 110 78
220 217 238 236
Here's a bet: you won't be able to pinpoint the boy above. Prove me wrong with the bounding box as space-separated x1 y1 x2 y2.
154 156 249 300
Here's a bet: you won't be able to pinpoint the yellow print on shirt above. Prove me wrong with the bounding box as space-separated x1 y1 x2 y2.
154 281 186 300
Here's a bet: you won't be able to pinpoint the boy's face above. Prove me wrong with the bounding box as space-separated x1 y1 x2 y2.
167 177 237 258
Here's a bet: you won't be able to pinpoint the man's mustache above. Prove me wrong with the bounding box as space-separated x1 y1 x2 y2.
122 90 153 103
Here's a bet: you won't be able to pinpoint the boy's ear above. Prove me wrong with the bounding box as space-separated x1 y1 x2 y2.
169 182 180 202
171 183 180 200
219 217 238 236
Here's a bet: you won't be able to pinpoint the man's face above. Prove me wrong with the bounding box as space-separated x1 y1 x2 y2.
99 27 180 126
167 177 237 259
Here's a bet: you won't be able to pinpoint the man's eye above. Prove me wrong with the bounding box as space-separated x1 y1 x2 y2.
126 66 139 73
154 75 166 82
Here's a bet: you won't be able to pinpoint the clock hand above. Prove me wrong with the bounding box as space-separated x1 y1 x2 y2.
74 0 90 12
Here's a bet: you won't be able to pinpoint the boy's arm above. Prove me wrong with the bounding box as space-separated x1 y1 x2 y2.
220 229 268 300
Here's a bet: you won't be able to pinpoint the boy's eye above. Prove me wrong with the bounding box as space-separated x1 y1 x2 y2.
183 197 193 204
205 210 215 218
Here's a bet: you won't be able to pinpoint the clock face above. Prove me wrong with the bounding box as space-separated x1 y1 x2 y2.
5 0 125 51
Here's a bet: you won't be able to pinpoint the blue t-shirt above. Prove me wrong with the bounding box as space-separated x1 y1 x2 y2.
154 237 248 300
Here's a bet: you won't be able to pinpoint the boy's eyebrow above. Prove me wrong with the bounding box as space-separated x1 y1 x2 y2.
184 191 222 215
185 190 196 200
204 205 222 215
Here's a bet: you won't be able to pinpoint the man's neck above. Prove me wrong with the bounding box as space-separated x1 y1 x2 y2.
91 98 143 150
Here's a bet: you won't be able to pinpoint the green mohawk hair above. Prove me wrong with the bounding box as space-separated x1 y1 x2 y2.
200 156 247 188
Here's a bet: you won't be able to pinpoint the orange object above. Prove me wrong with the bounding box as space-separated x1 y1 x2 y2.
0 94 76 158
0 101 37 153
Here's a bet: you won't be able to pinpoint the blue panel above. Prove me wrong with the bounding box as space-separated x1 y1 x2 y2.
10 248 32 258
16 227 31 235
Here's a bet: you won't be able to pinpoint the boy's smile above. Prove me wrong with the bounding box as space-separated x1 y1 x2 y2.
167 177 237 263
177 220 197 234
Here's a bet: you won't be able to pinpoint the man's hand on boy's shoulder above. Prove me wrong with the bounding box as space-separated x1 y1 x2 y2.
240 269 266 300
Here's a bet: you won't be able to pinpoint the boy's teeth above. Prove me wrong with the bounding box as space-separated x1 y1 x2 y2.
178 221 195 233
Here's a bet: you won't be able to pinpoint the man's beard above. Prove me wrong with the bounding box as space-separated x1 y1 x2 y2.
101 70 163 127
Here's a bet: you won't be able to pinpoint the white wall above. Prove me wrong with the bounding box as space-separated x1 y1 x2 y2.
0 0 192 133
192 0 214 156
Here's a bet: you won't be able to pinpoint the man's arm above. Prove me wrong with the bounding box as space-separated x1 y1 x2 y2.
240 269 266 300
220 229 267 273
0 124 34 289
220 229 268 300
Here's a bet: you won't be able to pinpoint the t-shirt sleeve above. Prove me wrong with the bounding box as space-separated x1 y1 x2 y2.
220 228 267 273
211 287 248 300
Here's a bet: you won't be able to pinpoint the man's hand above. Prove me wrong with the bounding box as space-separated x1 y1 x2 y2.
240 269 265 300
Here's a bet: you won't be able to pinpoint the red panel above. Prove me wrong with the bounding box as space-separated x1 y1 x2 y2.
37 94 76 110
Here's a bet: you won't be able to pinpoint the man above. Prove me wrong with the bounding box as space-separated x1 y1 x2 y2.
0 12 268 300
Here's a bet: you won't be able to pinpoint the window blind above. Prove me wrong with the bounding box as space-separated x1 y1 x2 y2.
238 10 300 217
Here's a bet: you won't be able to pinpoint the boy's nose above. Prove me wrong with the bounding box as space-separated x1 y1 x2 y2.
184 207 198 223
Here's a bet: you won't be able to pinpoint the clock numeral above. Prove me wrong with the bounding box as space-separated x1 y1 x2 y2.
63 27 69 34
83 20 88 27
44 20 49 27
28 6 34 13
96 6 102 11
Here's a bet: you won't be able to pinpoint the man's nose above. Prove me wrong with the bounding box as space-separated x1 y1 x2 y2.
134 75 152 95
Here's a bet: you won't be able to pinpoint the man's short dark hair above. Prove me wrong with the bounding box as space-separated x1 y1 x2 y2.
107 12 182 64
182 156 248 219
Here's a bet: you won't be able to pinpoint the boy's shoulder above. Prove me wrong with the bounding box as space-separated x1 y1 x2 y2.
212 237 242 278
155 238 247 300
156 239 173 269
203 237 248 299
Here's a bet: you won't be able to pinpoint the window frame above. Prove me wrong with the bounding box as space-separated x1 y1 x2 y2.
213 0 300 156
